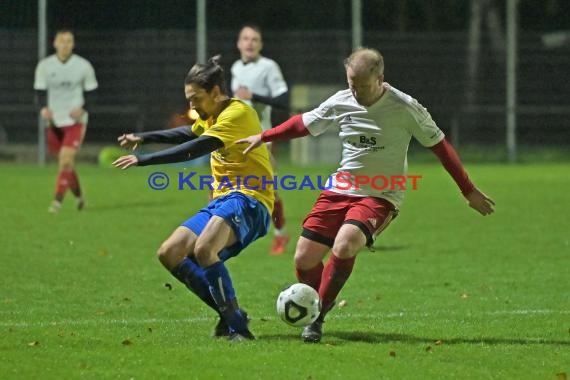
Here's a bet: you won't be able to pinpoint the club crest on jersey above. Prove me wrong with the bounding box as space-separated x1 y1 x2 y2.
368 218 377 228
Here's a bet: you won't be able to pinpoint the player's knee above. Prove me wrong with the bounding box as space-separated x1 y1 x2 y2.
293 249 318 270
293 252 309 269
156 242 179 268
294 238 327 269
332 240 359 259
59 158 75 170
193 242 215 267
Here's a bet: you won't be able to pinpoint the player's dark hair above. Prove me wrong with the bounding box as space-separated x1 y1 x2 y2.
184 55 226 94
344 48 384 76
239 24 262 37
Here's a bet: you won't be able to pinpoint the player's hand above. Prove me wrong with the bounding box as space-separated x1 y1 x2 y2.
235 86 253 100
465 188 495 216
69 107 85 121
117 133 142 150
113 155 139 170
235 134 263 155
40 107 53 121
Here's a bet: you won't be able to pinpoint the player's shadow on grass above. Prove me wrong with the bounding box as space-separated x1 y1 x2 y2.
327 331 570 346
370 245 409 252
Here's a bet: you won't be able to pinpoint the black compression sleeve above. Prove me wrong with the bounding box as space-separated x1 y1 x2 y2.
83 90 97 110
135 126 198 145
251 91 289 109
136 135 223 166
35 90 47 109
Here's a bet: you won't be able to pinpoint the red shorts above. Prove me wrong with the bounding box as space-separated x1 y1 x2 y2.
302 190 398 248
47 123 86 154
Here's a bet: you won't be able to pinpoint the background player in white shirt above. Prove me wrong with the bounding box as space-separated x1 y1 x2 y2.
238 48 495 343
231 24 290 255
34 29 98 213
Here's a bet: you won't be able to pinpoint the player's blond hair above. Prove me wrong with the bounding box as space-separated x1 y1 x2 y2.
344 48 384 76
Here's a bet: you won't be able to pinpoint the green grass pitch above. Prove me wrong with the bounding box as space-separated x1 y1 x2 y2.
0 162 568 379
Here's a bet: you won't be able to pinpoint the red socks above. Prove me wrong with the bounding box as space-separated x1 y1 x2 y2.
55 168 81 200
318 253 355 315
296 253 356 318
68 169 81 197
272 197 285 230
296 262 324 291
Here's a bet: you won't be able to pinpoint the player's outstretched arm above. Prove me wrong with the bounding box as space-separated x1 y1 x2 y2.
113 154 139 169
113 135 222 169
236 134 263 155
236 114 309 154
430 138 495 216
117 133 142 150
117 126 198 151
465 188 495 216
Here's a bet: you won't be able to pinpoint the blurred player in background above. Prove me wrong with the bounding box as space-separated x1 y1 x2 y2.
34 29 98 213
238 48 495 343
114 56 274 341
231 24 290 255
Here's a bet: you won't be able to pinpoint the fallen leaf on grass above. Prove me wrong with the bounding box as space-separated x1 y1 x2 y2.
164 283 172 290
460 293 469 299
556 373 567 380
434 340 443 345
122 339 133 346
389 351 396 357
338 300 347 308
28 341 40 347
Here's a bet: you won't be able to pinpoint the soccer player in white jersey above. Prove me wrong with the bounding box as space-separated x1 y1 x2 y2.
231 24 290 255
238 48 495 343
34 29 98 213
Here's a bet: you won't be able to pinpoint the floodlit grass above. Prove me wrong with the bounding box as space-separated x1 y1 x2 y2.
0 162 568 379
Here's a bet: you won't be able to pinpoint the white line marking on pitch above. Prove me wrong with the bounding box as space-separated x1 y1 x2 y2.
1 309 568 328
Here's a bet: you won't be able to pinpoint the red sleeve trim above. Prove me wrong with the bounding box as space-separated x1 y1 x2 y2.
261 114 310 142
430 139 475 196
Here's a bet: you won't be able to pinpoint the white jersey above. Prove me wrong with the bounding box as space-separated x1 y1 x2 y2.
231 56 288 131
302 83 445 208
34 54 98 127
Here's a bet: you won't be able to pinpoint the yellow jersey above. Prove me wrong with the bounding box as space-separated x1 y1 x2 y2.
192 99 275 214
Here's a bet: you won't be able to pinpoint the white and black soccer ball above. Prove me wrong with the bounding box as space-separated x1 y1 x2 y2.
276 283 321 327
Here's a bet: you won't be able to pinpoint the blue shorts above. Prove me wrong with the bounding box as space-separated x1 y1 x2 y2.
181 192 270 261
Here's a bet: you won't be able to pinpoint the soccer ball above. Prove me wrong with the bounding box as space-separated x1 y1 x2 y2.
276 283 321 327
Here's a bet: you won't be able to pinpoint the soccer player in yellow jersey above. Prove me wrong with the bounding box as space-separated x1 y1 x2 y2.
114 55 274 341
